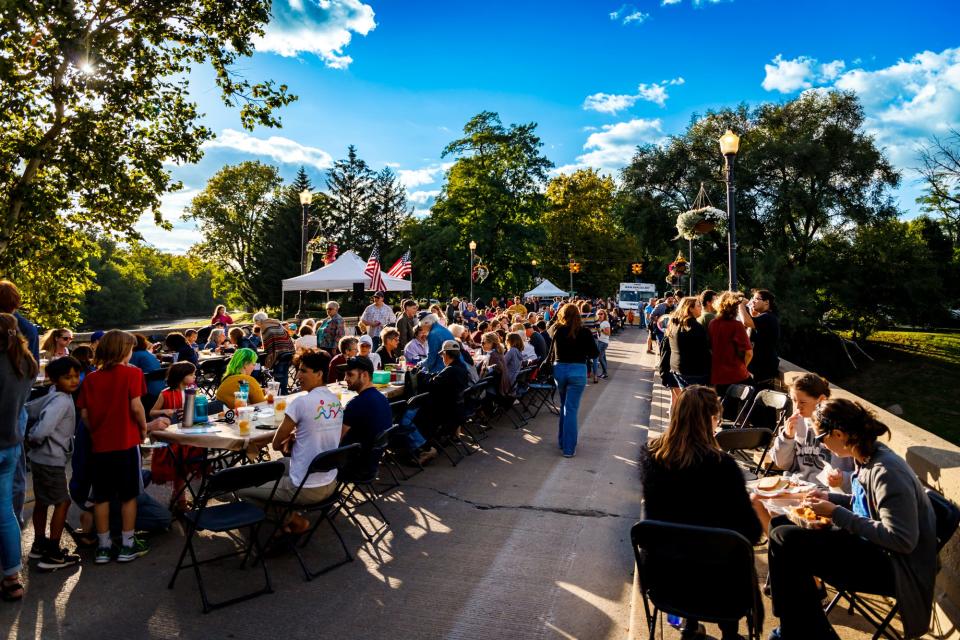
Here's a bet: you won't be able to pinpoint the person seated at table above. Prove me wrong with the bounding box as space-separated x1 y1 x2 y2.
249 325 262 349
215 348 266 409
227 327 255 352
40 328 73 360
403 324 428 365
129 334 165 403
510 323 537 361
755 375 854 529
503 332 524 391
421 313 459 374
357 335 381 371
766 398 938 640
328 336 358 384
478 332 511 396
294 325 317 352
147 362 204 513
471 320 489 346
165 332 199 366
376 327 400 368
339 356 392 481
639 385 762 640
411 341 470 441
202 328 226 352
239 349 342 534
184 329 199 352
253 311 295 395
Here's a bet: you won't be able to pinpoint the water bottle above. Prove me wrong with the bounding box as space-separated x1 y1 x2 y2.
238 379 249 402
667 614 682 628
397 356 406 372
183 387 196 428
194 394 208 423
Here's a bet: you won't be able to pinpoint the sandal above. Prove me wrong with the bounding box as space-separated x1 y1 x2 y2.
1 577 24 602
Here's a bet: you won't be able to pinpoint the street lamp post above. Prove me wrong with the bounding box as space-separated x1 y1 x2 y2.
469 240 477 304
297 189 312 319
719 129 740 292
531 259 538 289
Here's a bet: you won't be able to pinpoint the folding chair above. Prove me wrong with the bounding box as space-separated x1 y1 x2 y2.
338 428 398 542
459 379 492 445
526 359 558 418
741 389 792 432
631 520 763 640
385 399 424 479
720 383 756 429
715 428 775 479
824 489 960 640
195 357 227 398
168 460 285 613
407 391 465 466
267 443 362 581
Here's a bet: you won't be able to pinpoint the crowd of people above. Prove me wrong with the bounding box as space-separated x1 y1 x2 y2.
0 279 628 603
638 285 941 640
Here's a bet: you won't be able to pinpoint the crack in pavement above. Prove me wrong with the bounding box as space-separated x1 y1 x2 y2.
405 485 639 519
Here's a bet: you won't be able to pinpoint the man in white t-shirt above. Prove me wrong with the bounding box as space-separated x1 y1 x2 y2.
239 349 343 533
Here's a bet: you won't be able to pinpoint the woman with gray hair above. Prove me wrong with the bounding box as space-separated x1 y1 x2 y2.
421 313 457 374
317 300 345 353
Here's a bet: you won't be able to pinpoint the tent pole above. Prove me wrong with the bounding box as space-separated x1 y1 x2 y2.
281 291 285 321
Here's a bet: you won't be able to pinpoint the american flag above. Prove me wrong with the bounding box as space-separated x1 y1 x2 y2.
387 248 412 279
364 245 386 292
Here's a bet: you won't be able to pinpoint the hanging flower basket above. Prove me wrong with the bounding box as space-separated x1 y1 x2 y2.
675 206 725 240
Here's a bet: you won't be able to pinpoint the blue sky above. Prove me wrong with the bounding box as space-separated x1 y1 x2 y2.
144 0 959 252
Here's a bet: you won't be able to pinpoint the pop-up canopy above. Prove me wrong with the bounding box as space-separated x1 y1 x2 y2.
524 279 569 298
281 250 411 293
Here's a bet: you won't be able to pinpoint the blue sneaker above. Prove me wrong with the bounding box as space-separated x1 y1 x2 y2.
95 546 112 564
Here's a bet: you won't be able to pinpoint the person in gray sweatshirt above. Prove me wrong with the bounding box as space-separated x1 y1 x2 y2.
767 398 938 640
25 356 82 571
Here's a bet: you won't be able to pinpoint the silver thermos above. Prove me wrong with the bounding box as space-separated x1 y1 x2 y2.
183 387 196 428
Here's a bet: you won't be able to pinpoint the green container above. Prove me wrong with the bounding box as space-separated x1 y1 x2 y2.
372 370 391 385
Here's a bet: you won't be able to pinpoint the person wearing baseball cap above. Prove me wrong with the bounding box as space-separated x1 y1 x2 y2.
356 335 381 370
411 340 470 442
89 330 105 353
360 291 393 352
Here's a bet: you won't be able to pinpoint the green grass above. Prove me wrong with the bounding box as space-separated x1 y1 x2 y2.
833 330 960 446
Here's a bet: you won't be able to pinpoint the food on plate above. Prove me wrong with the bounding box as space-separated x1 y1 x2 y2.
757 477 789 492
790 506 831 528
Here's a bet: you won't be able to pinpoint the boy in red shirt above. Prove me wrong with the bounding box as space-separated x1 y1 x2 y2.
77 330 149 564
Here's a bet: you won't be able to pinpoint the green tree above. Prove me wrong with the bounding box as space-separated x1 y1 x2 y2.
405 111 552 299
544 169 638 296
616 91 900 322
917 130 960 244
0 0 295 323
185 161 283 308
80 236 148 328
361 167 411 256
325 145 373 251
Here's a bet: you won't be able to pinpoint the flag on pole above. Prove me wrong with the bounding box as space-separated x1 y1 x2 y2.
387 248 412 279
364 245 386 292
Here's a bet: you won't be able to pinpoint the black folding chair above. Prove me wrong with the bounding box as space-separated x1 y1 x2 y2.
459 379 492 445
525 358 558 418
338 428 398 542
631 519 763 640
715 428 775 479
266 443 362 581
824 489 960 640
195 357 227 398
168 460 285 613
408 392 465 466
741 389 792 432
720 383 756 428
384 399 424 479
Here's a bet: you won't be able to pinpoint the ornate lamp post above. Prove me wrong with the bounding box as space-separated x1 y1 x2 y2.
297 189 312 319
719 129 740 291
469 240 477 304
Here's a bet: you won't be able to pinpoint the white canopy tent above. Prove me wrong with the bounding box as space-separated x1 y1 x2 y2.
280 250 412 312
524 279 569 299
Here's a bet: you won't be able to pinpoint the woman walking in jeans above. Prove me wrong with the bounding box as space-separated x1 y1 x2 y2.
548 303 599 458
1 313 38 602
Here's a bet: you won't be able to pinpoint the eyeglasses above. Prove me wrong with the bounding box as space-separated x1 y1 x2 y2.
60 336 73 342
814 429 832 442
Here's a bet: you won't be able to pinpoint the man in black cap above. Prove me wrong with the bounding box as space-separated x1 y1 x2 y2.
360 291 394 351
340 356 393 480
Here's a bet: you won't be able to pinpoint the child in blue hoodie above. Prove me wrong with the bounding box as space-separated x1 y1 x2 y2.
25 356 82 570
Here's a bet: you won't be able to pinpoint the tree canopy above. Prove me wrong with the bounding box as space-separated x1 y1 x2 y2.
0 0 294 324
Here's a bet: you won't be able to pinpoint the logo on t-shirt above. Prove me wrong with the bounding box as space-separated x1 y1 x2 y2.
313 397 343 421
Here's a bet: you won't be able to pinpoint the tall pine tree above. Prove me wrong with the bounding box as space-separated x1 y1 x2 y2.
360 167 412 257
325 145 374 252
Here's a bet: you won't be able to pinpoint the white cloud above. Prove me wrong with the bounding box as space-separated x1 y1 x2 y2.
396 163 453 189
583 77 685 113
762 54 847 93
557 118 666 175
662 0 726 5
254 0 376 69
609 4 649 25
408 189 440 205
202 129 334 171
661 0 682 4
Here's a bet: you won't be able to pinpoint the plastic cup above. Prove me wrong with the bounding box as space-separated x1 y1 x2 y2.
233 391 246 408
237 407 253 435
